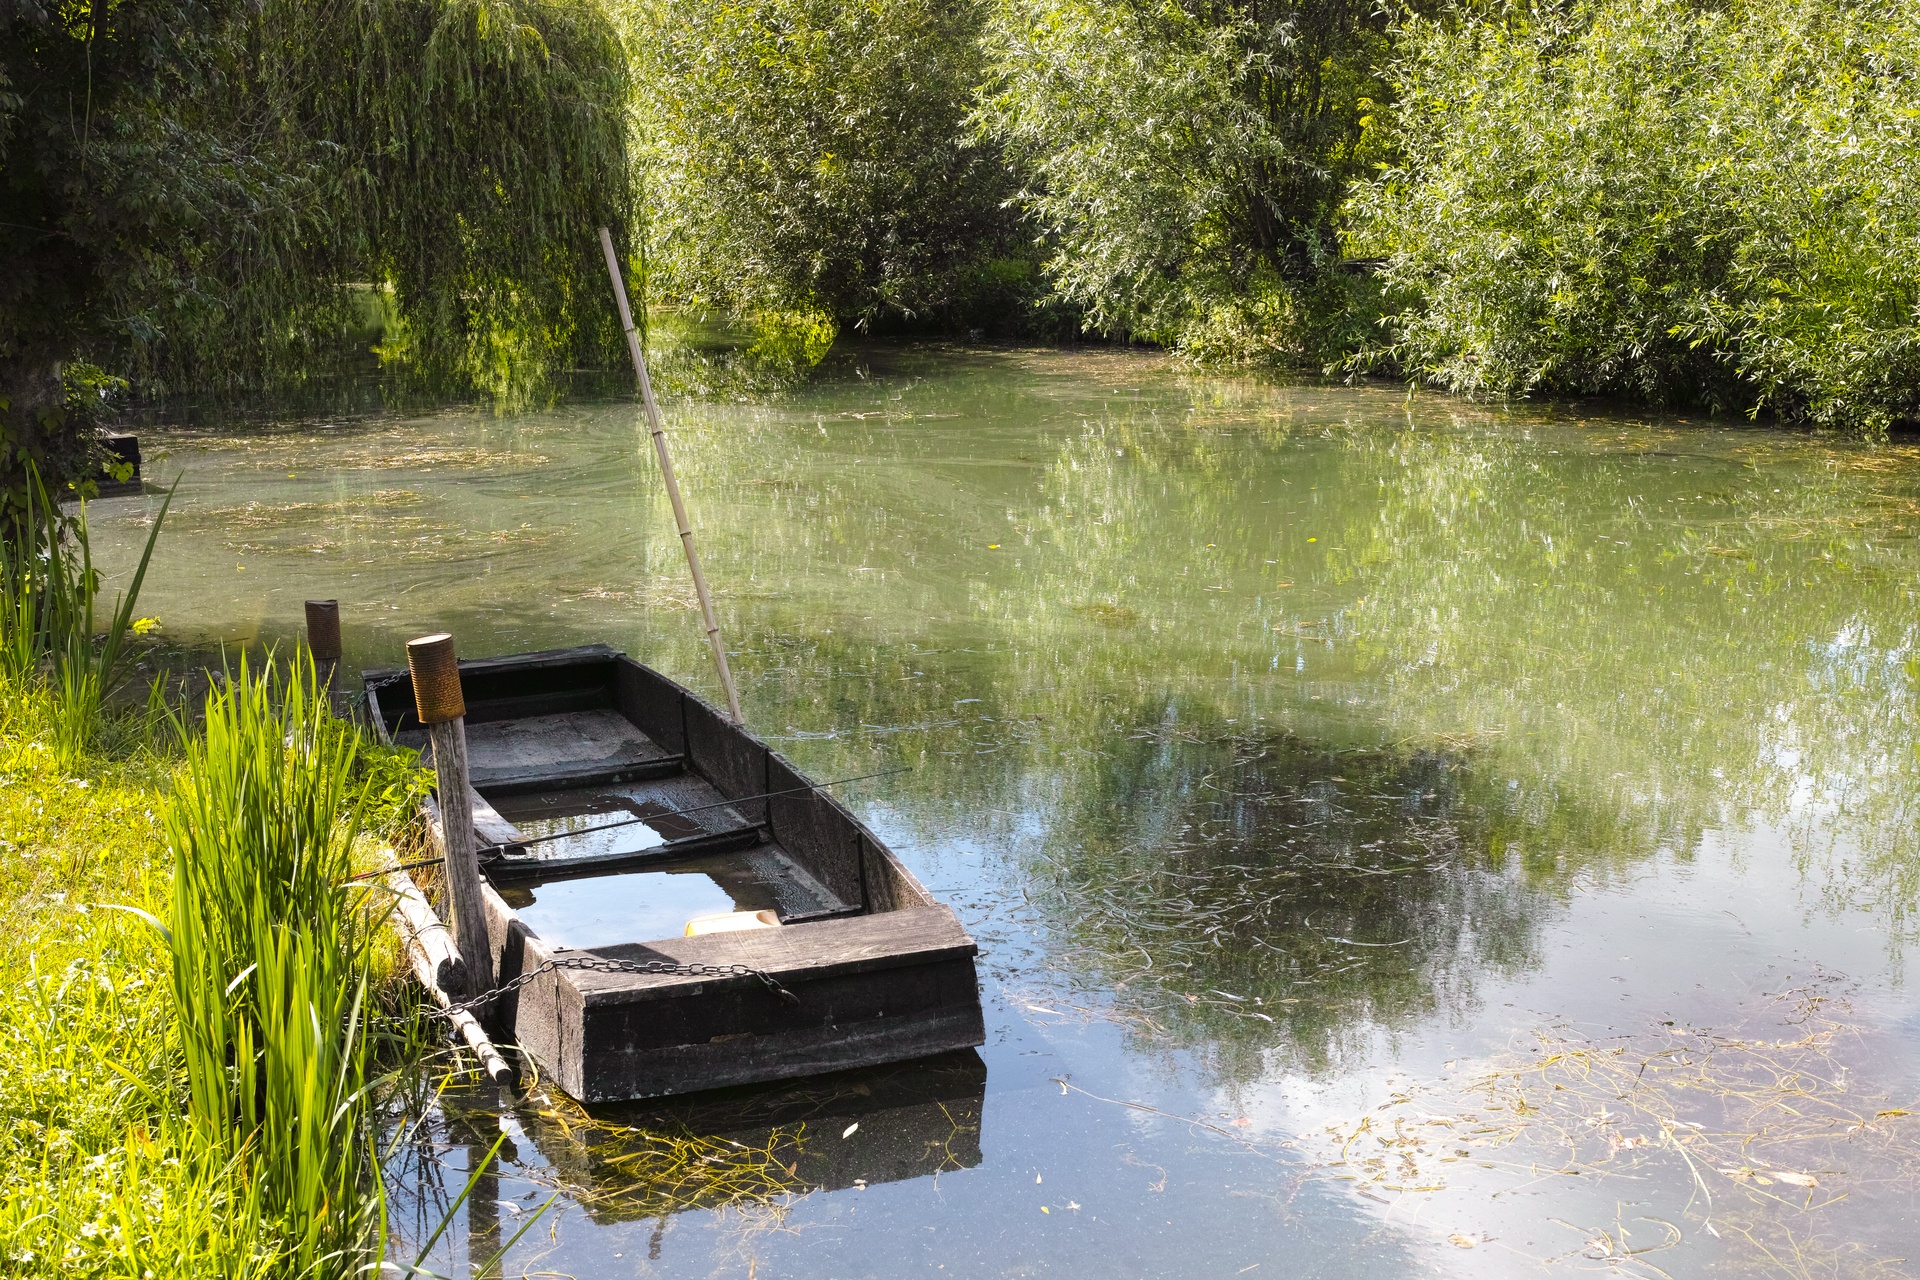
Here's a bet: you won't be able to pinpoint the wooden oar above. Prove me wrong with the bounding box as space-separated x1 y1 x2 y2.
598 225 745 725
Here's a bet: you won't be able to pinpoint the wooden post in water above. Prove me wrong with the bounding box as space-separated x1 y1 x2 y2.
406 633 493 1006
597 225 745 725
304 599 342 712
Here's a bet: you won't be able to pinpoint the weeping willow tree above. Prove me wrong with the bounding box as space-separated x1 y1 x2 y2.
0 0 632 505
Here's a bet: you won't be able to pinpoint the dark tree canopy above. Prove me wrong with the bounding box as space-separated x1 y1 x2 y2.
0 0 633 503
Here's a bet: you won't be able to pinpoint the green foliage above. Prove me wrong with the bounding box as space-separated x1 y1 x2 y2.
0 683 280 1278
163 653 395 1272
1350 0 1920 434
977 0 1393 361
0 0 633 500
624 0 1040 332
0 467 173 764
220 0 636 393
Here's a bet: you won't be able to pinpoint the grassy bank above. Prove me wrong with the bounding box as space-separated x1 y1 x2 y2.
0 488 435 1277
0 679 268 1275
0 659 434 1277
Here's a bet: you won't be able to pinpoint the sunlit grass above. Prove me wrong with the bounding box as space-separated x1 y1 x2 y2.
0 637 435 1276
0 677 280 1277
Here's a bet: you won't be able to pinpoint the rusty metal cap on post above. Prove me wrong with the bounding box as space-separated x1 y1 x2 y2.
304 599 342 663
406 633 465 724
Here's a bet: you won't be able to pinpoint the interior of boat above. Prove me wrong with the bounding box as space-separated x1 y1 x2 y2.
365 645 928 953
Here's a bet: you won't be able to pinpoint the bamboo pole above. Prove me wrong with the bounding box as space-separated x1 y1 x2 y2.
597 225 745 725
406 633 494 1007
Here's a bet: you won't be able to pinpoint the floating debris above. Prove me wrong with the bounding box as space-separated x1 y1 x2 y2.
1311 978 1918 1275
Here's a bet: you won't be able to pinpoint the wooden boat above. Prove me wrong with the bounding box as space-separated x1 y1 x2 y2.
363 644 985 1102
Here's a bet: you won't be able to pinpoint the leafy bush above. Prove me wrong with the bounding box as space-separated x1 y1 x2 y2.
623 0 1039 333
977 0 1392 361
1350 0 1920 434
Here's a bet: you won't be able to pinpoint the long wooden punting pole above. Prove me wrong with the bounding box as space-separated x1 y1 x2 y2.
598 225 745 725
406 632 495 1006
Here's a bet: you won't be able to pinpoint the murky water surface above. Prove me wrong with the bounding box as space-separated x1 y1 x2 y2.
93 343 1920 1275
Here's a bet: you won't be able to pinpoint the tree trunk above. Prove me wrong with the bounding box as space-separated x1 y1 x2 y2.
0 344 90 512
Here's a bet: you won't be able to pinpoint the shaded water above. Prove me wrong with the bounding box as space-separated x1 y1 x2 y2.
92 343 1920 1275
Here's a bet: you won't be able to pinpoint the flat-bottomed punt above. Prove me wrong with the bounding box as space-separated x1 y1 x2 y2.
364 645 985 1102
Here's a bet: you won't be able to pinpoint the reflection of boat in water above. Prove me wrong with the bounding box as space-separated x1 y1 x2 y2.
516 1049 988 1222
363 644 986 1102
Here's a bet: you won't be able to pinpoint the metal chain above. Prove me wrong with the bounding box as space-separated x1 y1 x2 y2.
431 955 799 1018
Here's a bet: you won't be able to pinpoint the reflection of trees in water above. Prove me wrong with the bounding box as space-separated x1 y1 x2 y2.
1338 425 1920 942
589 361 1920 1080
1025 712 1671 1079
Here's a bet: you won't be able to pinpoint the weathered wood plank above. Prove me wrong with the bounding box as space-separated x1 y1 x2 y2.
483 822 767 883
558 905 976 1001
424 786 528 850
426 716 494 1003
474 755 686 797
385 868 515 1085
420 709 670 778
579 997 985 1100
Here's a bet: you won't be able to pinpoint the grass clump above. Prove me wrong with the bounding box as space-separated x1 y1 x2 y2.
0 681 277 1277
0 466 172 765
0 656 432 1277
0 490 434 1276
165 653 412 1272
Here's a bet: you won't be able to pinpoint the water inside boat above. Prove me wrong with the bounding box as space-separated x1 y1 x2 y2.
486 776 848 945
494 859 781 950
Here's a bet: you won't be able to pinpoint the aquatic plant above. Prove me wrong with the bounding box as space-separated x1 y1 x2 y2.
162 653 392 1272
0 466 172 763
1314 980 1919 1274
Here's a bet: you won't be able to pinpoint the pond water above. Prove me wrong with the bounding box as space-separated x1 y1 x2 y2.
91 342 1920 1276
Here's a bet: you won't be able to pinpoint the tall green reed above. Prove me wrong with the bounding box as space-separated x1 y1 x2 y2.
0 465 173 761
164 652 389 1274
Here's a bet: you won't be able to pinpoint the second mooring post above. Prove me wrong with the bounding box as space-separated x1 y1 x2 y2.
406 632 493 1006
304 599 342 711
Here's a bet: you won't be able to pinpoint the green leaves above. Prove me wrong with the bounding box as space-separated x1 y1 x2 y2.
163 653 390 1272
1350 0 1920 435
626 0 1037 331
1 0 633 438
977 0 1392 361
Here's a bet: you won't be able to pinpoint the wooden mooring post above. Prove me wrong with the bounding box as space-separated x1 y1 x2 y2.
406 633 494 1007
304 599 342 711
